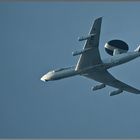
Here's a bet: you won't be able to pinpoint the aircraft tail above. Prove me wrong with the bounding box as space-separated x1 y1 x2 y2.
134 45 140 52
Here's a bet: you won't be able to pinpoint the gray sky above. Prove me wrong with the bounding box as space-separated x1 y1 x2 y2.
1 2 140 138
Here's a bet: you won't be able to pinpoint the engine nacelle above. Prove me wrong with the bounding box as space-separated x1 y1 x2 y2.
92 83 106 91
105 40 129 56
109 89 123 96
78 34 95 41
72 48 92 56
72 50 84 56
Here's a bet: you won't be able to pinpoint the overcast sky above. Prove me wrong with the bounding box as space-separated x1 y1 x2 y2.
1 2 140 138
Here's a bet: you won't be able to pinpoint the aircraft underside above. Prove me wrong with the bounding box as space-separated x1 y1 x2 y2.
41 17 140 96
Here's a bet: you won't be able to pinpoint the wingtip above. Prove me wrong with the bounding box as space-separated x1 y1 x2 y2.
96 17 103 20
94 17 103 23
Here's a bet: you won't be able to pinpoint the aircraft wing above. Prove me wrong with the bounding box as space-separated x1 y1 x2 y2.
85 69 140 94
76 17 103 70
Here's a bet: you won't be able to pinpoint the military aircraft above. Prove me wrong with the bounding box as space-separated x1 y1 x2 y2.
40 17 140 96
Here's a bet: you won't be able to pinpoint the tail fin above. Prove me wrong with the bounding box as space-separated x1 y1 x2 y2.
135 45 140 52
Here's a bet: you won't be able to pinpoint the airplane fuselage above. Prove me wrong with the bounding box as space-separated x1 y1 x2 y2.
40 17 140 95
104 51 140 69
40 51 140 82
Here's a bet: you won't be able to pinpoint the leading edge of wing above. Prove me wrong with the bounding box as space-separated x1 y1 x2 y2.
85 69 140 94
75 17 102 71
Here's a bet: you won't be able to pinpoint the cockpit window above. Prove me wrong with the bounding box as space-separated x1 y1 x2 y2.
54 66 74 72
54 68 65 72
48 70 55 74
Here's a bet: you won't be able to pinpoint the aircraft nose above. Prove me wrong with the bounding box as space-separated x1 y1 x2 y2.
40 75 48 82
40 71 54 82
40 76 45 82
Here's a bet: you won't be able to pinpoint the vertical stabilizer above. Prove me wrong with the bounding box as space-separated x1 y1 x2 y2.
135 45 140 52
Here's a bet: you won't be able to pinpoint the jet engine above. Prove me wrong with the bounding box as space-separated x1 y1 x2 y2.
104 40 129 56
109 89 123 96
92 83 106 91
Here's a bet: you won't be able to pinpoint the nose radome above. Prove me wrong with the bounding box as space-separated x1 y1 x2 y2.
40 74 48 82
40 76 46 82
40 71 54 82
